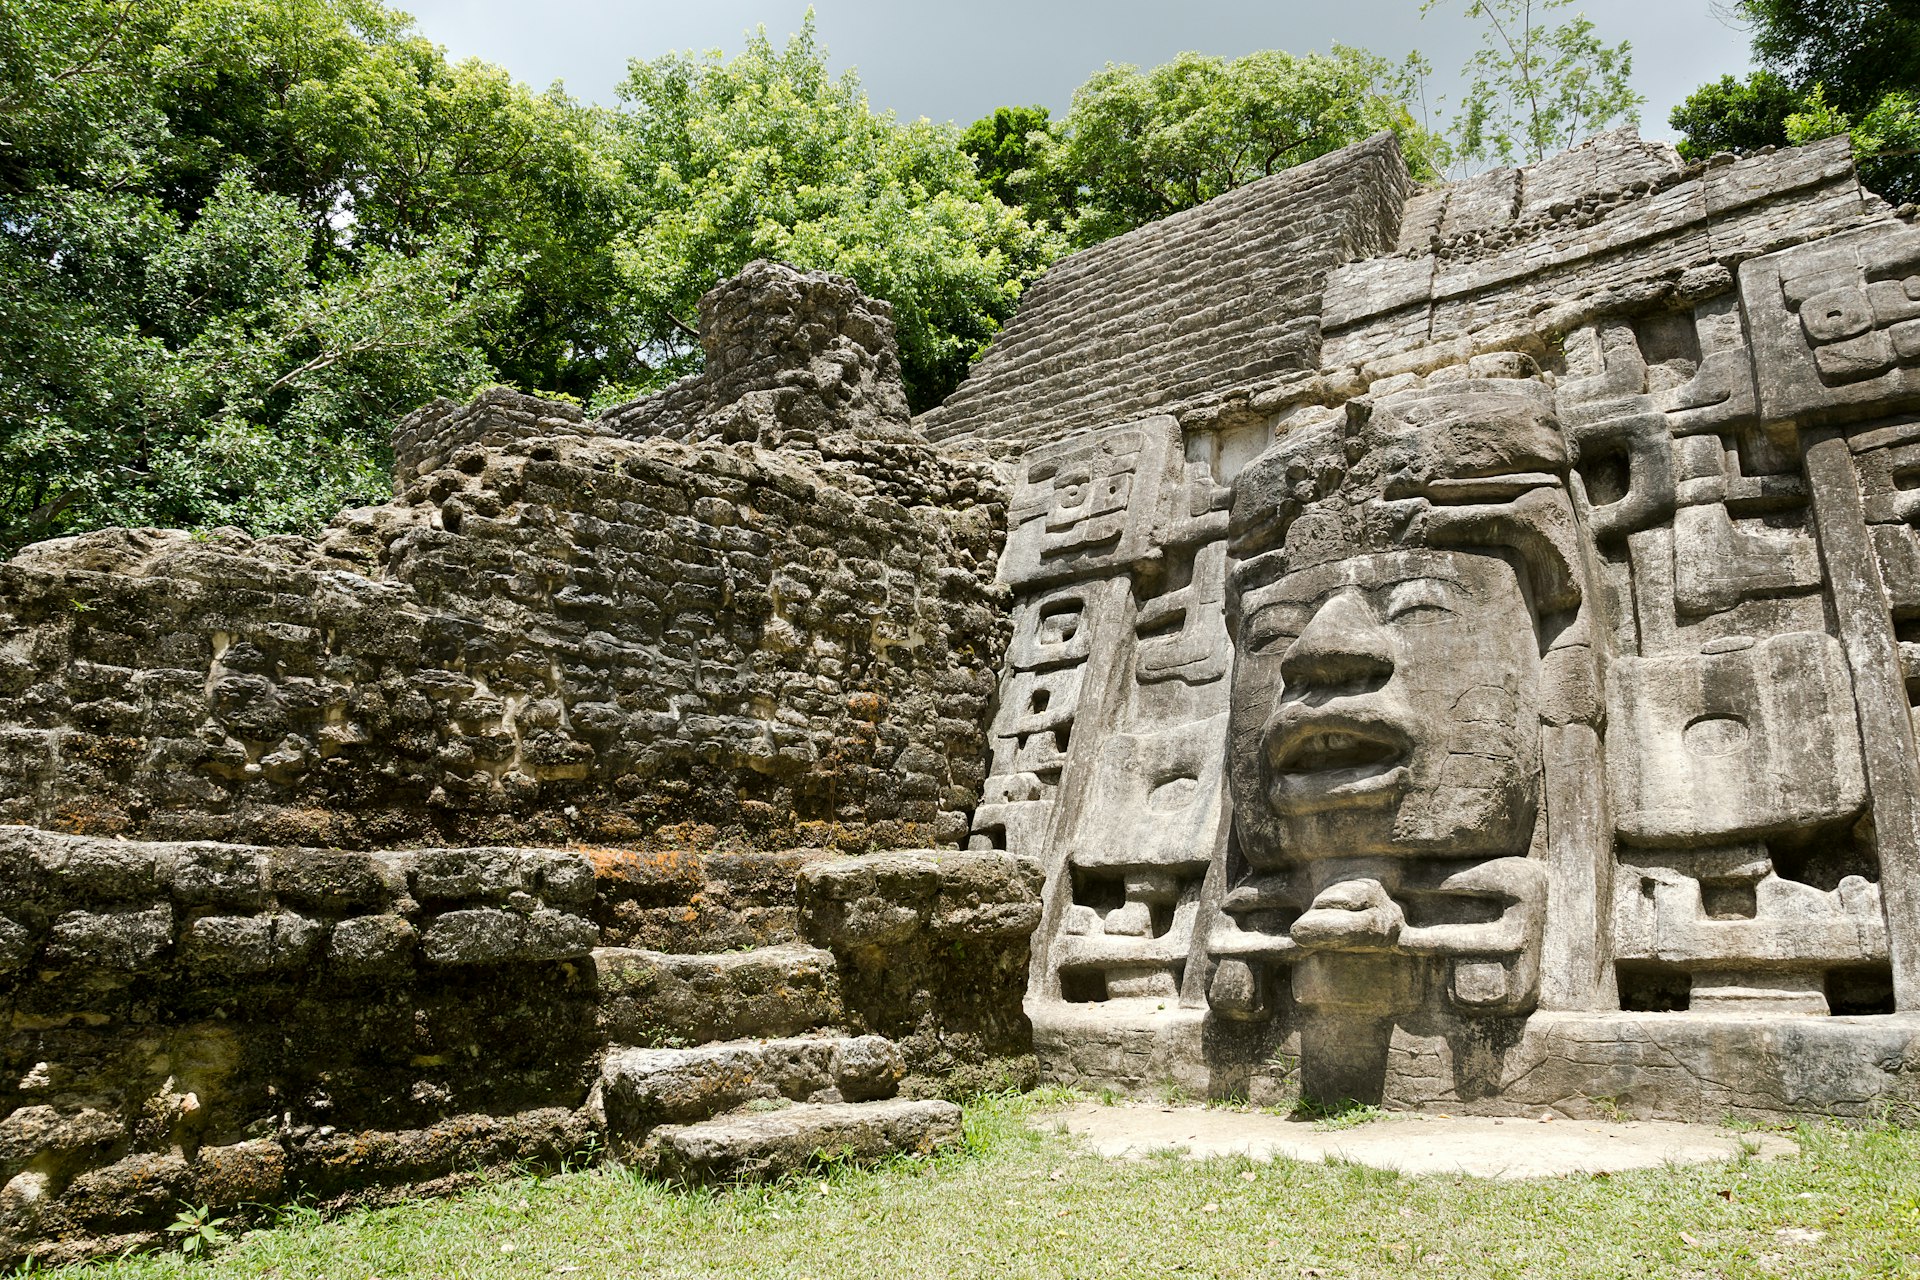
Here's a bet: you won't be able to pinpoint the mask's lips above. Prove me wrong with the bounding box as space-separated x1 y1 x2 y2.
1266 709 1412 812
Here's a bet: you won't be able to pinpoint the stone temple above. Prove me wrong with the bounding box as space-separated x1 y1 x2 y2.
4 127 1920 1260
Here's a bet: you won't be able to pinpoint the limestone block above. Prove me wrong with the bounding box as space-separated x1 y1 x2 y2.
1740 222 1920 426
326 913 417 977
418 907 595 966
594 943 842 1043
998 418 1181 590
1064 715 1227 879
644 1099 962 1184
267 851 390 912
797 850 1043 949
44 905 173 972
0 916 32 972
598 1034 902 1135
1607 633 1867 845
180 912 322 975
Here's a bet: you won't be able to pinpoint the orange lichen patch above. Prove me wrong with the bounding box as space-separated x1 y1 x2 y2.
66 734 146 767
52 801 130 836
653 821 720 849
581 845 705 895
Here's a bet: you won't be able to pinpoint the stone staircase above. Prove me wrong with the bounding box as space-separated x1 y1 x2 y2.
594 1035 961 1181
575 846 1039 1183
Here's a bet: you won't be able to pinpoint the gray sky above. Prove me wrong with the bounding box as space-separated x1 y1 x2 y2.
397 1 1757 144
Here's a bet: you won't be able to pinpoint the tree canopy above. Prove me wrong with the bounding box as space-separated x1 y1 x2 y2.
1670 0 1920 204
968 48 1444 250
1423 0 1643 169
2 0 1657 553
608 18 1061 413
0 0 625 549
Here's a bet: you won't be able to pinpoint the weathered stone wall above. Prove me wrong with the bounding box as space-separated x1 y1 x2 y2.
0 828 1039 1264
0 266 1007 854
962 126 1920 1121
0 261 1040 1265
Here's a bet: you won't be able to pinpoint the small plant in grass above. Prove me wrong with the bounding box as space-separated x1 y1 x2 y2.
1588 1094 1630 1123
1293 1097 1388 1130
166 1203 231 1257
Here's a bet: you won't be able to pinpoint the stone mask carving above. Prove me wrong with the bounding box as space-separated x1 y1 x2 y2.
1216 379 1576 1021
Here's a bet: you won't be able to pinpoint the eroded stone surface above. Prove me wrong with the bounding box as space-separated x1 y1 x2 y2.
954 128 1920 1116
9 124 1920 1263
1057 1103 1796 1179
643 1099 964 1184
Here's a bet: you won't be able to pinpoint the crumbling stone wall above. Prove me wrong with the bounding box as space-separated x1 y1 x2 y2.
0 829 1039 1264
0 262 1039 1266
0 264 1008 853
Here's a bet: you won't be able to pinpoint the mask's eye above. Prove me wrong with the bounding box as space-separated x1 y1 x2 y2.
1384 577 1458 624
1241 601 1311 655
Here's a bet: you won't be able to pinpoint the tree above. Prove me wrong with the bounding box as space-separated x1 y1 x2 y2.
1669 71 1800 160
960 104 1075 227
1028 47 1444 249
1670 1 1920 205
609 17 1062 412
1423 0 1643 169
0 0 618 551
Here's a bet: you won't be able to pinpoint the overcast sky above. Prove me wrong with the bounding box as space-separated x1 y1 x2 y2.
397 1 1757 144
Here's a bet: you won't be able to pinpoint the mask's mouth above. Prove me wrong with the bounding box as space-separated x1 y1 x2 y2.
1276 729 1403 774
1266 711 1412 813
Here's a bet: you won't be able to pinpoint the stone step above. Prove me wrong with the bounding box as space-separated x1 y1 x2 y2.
594 943 843 1044
642 1099 964 1184
587 848 837 953
597 1034 904 1139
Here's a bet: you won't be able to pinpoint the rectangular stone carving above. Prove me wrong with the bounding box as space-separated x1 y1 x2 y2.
1064 713 1228 878
999 417 1180 589
1607 632 1867 845
1741 224 1920 425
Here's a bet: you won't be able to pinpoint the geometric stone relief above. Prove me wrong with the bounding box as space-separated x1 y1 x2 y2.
983 141 1920 1116
978 414 1237 1007
1606 632 1866 845
1742 223 1920 426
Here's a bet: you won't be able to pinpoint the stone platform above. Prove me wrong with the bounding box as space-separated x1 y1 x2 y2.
1033 1002 1920 1124
1055 1103 1797 1178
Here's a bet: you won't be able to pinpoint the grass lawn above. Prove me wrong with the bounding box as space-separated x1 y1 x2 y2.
36 1093 1920 1280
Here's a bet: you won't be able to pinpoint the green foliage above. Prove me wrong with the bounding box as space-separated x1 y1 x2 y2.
1669 71 1801 161
959 104 1075 227
1025 47 1444 250
0 0 630 551
1671 2 1920 205
1742 0 1920 119
1424 0 1643 168
1785 86 1920 205
610 16 1061 413
167 1203 231 1256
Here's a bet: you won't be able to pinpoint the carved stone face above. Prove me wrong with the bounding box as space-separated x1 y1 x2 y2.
1228 548 1542 866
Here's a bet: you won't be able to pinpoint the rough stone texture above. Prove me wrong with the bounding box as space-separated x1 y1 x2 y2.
641 1098 963 1184
594 943 845 1045
601 261 913 448
12 123 1920 1261
0 831 1030 1263
597 1034 904 1137
0 264 1006 854
956 126 1920 1118
798 850 1044 1077
0 263 1038 1266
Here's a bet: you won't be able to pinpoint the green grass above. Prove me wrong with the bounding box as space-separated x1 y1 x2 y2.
35 1093 1920 1280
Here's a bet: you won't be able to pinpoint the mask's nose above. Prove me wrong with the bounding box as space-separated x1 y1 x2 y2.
1279 588 1394 690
